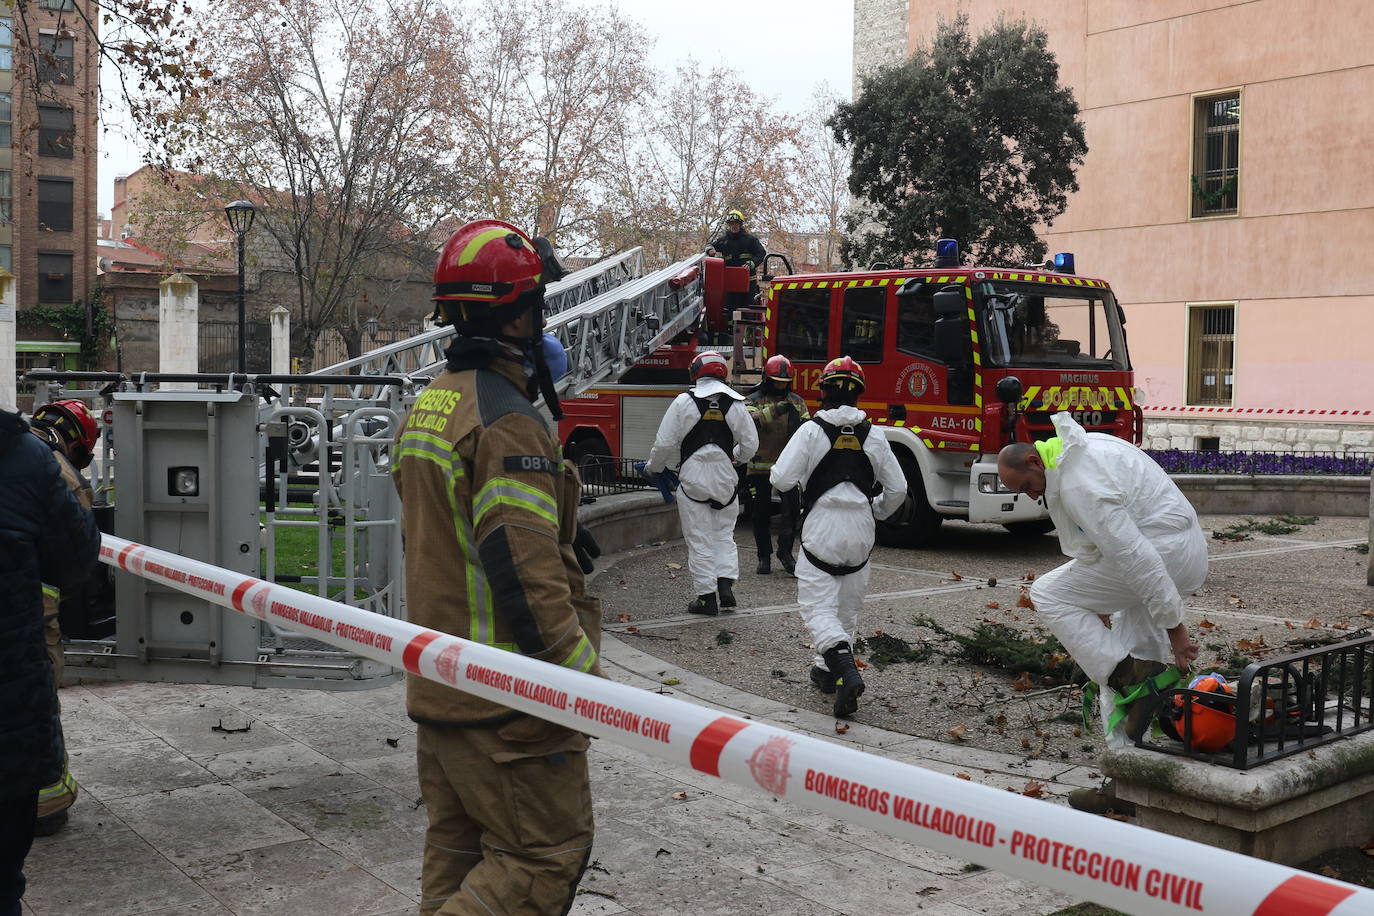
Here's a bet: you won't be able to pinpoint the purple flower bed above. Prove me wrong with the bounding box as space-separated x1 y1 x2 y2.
1146 450 1374 476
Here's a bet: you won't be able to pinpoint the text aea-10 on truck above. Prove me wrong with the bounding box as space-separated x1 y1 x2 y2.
557 241 1141 547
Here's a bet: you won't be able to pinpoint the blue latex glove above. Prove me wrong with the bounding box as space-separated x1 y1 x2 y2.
635 461 678 504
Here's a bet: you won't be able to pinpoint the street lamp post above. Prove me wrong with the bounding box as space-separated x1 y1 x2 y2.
224 200 257 374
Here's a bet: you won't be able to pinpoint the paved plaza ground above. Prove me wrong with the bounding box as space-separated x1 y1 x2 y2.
22 513 1371 914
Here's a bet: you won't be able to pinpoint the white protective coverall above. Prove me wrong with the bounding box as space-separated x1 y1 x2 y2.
647 378 758 595
770 405 906 668
1028 412 1208 741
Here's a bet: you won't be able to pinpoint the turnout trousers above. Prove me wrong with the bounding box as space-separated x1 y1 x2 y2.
417 717 593 915
746 474 797 564
37 612 76 820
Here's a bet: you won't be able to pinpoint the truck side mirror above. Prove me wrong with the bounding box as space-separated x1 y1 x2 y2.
933 288 965 317
933 319 968 366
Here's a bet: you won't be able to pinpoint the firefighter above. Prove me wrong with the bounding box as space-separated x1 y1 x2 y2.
27 399 98 837
744 355 809 575
770 357 906 718
645 351 758 616
392 219 604 915
706 209 768 309
997 412 1206 815
0 407 99 915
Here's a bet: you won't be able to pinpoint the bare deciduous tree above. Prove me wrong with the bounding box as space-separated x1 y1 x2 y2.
163 0 473 359
607 61 802 265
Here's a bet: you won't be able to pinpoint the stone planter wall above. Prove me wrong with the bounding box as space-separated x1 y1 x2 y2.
1144 417 1374 453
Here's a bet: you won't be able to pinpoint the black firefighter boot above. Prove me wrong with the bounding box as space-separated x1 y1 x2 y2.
688 593 719 616
717 578 737 610
809 665 837 694
822 642 865 718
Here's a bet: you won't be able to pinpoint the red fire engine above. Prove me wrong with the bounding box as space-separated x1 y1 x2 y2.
558 241 1140 546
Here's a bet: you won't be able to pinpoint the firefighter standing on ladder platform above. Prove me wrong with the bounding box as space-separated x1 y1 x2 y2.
393 219 604 915
28 399 98 838
646 351 758 616
707 209 768 313
744 355 808 575
770 357 907 719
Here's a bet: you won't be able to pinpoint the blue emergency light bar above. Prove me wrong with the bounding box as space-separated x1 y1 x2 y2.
1052 252 1075 274
934 238 959 268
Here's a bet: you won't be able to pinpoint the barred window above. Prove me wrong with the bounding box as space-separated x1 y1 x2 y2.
1192 93 1240 217
1187 305 1235 405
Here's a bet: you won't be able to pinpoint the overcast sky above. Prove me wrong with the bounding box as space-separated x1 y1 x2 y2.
95 0 854 216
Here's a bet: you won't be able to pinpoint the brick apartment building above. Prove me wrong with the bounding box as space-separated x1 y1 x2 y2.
3 0 100 397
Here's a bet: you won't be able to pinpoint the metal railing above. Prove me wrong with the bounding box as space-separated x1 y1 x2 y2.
1140 634 1374 769
577 456 658 500
306 247 646 386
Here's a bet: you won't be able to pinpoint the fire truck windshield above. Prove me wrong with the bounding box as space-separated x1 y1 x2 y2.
981 282 1127 370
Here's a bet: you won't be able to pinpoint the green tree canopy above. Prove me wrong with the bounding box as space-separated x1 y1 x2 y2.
831 15 1087 269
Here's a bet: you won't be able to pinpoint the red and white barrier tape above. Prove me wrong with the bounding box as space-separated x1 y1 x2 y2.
1143 406 1373 418
100 533 1372 916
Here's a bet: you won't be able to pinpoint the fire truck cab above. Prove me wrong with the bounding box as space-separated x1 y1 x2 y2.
766 243 1139 545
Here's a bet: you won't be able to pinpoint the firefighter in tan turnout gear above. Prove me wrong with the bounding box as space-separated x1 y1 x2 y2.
770 357 907 719
393 219 602 915
28 399 98 837
645 351 758 616
744 354 808 575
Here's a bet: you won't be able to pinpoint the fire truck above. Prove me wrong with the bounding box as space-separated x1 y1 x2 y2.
557 240 1140 547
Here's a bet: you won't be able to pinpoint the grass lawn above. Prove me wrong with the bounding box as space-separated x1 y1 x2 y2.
261 508 370 600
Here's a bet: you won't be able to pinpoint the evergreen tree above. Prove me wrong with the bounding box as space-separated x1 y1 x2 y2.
831 15 1087 268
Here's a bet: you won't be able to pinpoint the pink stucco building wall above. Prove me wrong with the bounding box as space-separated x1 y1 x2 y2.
898 0 1374 427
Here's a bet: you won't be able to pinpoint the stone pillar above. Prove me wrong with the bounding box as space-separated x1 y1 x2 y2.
0 268 14 410
270 306 291 376
159 273 199 390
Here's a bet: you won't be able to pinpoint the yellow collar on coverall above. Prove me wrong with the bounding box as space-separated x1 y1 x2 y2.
1035 436 1063 470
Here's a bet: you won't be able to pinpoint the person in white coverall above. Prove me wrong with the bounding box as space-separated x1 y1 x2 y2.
997 411 1206 814
646 350 758 616
770 357 906 718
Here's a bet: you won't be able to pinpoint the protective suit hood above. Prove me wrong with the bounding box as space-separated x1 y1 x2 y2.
814 405 867 425
693 377 744 400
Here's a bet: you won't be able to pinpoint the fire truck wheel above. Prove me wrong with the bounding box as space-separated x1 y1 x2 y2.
876 450 942 549
1002 520 1056 538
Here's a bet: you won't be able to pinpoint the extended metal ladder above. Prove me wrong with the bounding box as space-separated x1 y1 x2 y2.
306 247 647 393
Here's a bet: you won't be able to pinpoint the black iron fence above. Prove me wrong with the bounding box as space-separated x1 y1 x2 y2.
199 319 270 373
1139 634 1373 769
577 456 659 501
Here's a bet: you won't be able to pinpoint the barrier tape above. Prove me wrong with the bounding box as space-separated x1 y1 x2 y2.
99 533 1373 916
1144 406 1373 418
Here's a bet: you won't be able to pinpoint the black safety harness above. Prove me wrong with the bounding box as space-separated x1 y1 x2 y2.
679 393 739 510
800 417 882 576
